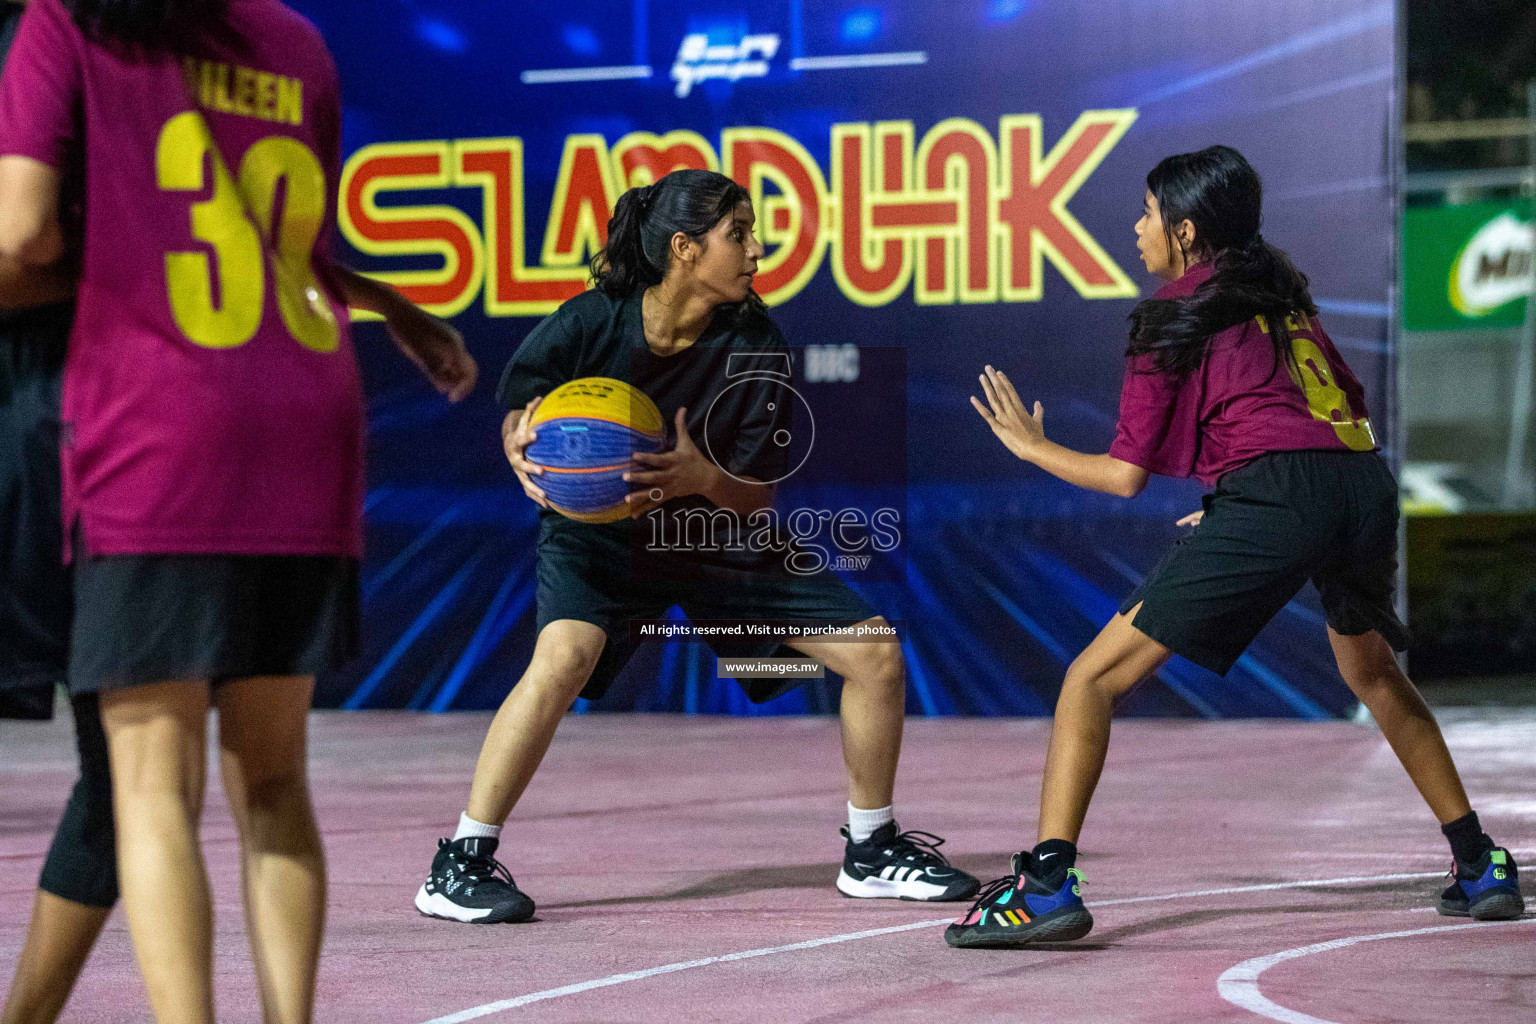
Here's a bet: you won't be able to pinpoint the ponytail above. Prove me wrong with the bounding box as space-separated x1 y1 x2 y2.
64 0 227 49
1126 146 1315 380
591 184 664 300
590 169 767 325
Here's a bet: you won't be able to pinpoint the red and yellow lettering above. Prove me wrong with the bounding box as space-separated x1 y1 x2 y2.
339 141 483 317
338 113 1137 318
722 128 828 306
829 121 914 307
542 135 618 267
997 110 1139 302
611 130 719 189
453 138 587 317
915 119 996 304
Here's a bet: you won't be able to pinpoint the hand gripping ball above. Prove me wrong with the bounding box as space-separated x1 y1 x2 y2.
526 377 667 523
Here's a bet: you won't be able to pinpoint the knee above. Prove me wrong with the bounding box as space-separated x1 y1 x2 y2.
843 640 905 692
1059 656 1115 707
239 767 309 817
524 643 601 700
1346 656 1415 704
107 744 203 809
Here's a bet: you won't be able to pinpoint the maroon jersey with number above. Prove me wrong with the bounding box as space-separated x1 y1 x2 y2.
0 0 362 558
1108 263 1377 486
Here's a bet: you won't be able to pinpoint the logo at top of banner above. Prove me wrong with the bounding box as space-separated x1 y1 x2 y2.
672 32 781 98
1449 211 1534 318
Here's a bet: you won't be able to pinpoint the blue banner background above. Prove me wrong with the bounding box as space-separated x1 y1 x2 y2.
296 0 1398 717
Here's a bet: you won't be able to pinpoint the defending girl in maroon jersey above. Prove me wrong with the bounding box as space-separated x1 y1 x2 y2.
950 145 1520 951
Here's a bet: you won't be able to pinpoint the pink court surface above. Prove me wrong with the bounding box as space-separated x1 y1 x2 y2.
2 710 1533 1023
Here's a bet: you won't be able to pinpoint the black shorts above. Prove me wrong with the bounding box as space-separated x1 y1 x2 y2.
69 553 361 694
0 302 73 709
536 526 877 703
1122 449 1410 675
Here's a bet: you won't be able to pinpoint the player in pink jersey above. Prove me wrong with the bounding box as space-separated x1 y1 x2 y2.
0 1 473 1021
946 146 1522 949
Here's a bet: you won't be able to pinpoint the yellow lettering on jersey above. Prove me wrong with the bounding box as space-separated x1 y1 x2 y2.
276 76 303 126
184 59 304 127
256 72 278 121
233 66 256 117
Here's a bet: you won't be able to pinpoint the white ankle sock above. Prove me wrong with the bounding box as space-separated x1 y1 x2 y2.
454 813 502 842
847 803 894 843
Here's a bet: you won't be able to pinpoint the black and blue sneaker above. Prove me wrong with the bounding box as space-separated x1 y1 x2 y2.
836 822 981 901
1438 847 1524 920
944 852 1092 948
415 837 536 924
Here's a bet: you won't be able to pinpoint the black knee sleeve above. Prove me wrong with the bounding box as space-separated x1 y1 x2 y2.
38 694 118 907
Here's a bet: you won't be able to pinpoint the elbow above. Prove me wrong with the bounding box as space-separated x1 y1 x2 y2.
1111 469 1148 499
0 217 60 266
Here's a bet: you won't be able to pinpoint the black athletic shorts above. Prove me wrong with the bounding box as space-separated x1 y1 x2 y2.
37 693 118 908
69 553 361 694
536 525 877 703
1121 449 1410 675
0 302 73 714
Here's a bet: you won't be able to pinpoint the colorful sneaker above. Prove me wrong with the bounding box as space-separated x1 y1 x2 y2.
944 852 1093 948
836 822 981 902
414 837 536 924
1438 847 1524 920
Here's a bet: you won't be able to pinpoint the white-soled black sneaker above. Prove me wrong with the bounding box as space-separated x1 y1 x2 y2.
414 837 535 924
836 822 981 902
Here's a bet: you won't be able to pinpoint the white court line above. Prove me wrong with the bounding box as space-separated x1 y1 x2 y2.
419 919 942 1023
418 870 1449 1023
1218 918 1536 1024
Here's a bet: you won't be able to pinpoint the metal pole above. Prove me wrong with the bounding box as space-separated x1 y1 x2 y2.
1501 79 1536 508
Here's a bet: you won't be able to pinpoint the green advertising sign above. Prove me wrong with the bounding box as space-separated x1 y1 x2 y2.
1404 201 1533 331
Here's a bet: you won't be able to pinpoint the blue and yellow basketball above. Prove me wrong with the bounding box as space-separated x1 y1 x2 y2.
527 377 667 523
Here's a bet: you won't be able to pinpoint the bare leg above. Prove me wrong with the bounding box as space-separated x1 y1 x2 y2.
1329 627 1471 824
1038 607 1172 844
790 621 905 810
100 680 214 1024
463 620 607 825
216 675 324 1024
0 893 111 1024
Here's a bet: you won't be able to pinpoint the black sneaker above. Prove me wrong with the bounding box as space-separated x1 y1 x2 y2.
944 852 1093 948
836 822 981 901
414 837 535 924
1438 847 1524 920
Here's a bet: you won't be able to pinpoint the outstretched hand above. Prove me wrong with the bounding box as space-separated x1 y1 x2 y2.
971 364 1046 461
1176 510 1204 527
386 305 478 402
623 407 719 518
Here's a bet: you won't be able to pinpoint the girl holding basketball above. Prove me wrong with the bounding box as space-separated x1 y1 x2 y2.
414 169 980 924
948 145 1522 949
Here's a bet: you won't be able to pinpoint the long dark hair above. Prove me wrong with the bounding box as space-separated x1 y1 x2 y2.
1127 146 1315 379
63 0 226 49
590 169 767 325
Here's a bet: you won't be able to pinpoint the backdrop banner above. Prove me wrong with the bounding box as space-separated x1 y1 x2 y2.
300 0 1399 717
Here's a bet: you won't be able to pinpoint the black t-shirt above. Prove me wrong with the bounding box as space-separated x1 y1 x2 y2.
498 288 794 564
0 4 22 66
